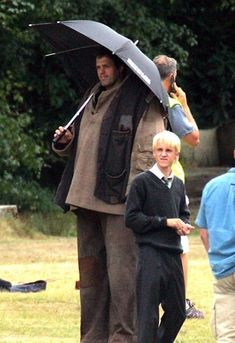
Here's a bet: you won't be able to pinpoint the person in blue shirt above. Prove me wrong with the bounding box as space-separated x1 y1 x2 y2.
154 54 204 319
196 148 235 342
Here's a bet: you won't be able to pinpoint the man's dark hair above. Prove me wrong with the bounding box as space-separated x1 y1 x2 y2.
96 47 124 69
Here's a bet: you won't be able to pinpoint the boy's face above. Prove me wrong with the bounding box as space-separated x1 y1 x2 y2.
153 143 179 172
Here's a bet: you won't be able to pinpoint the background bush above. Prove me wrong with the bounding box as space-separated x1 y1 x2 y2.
0 0 234 212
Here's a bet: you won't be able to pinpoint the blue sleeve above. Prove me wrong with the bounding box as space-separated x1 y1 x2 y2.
195 191 208 229
168 105 194 138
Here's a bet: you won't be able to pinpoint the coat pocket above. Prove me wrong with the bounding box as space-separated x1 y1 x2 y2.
103 129 132 198
105 129 131 177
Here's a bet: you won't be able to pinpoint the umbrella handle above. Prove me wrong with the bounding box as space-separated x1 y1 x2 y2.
52 130 66 144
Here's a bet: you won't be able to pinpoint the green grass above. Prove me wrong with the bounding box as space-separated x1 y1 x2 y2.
176 238 215 343
0 236 80 342
0 210 76 238
0 217 216 342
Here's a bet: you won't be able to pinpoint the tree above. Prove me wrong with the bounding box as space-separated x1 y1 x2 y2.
0 0 234 210
165 0 235 127
0 0 78 210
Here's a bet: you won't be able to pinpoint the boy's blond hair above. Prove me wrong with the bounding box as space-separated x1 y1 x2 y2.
152 130 181 153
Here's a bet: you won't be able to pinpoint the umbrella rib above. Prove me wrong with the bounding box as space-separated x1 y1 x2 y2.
45 44 100 57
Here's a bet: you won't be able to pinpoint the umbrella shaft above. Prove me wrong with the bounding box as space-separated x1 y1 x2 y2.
64 92 94 129
52 92 94 143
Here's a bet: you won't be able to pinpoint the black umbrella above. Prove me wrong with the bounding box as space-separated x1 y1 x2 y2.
29 20 168 109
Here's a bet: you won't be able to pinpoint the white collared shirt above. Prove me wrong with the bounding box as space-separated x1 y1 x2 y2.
149 163 174 188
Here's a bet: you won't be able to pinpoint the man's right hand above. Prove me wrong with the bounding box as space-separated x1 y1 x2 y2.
170 83 188 108
53 126 73 144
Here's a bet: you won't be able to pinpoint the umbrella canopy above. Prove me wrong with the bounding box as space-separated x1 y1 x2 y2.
29 20 168 108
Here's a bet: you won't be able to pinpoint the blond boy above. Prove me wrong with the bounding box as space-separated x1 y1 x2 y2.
125 130 193 343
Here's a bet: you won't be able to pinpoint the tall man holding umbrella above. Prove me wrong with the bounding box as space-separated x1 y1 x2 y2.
53 47 165 343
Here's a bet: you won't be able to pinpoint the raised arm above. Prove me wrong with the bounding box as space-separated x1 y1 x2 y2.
170 83 200 147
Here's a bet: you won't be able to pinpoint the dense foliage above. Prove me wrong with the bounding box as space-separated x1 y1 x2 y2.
0 0 234 210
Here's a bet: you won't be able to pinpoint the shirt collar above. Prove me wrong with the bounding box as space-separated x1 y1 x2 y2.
149 163 174 181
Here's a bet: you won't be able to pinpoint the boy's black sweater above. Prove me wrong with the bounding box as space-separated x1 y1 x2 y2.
125 171 190 253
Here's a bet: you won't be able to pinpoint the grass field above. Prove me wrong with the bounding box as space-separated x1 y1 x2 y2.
0 221 216 342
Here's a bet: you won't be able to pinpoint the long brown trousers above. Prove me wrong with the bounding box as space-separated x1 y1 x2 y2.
76 208 137 343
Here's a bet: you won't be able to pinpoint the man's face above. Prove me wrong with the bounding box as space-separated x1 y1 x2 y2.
153 143 179 172
96 55 122 89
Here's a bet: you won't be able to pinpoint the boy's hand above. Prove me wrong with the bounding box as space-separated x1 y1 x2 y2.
167 218 194 235
177 223 194 236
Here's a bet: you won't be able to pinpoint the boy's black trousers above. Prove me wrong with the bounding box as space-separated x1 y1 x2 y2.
136 245 186 343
